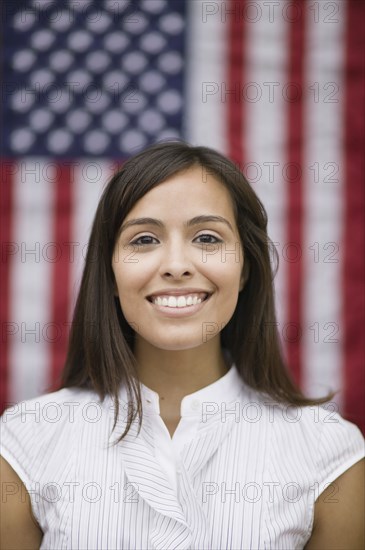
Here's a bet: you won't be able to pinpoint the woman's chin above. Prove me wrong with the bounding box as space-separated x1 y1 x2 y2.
135 333 212 352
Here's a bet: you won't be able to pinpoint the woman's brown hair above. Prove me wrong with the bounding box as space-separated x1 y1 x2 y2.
57 141 334 444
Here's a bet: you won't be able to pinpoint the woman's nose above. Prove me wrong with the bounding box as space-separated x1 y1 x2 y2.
158 240 195 279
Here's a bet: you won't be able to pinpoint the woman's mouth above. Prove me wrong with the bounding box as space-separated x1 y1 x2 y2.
146 293 212 317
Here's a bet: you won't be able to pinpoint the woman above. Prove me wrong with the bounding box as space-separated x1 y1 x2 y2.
1 141 364 549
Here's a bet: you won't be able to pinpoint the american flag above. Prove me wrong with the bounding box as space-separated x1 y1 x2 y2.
1 0 364 433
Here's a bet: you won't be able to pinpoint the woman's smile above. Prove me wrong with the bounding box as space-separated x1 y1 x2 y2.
146 291 213 318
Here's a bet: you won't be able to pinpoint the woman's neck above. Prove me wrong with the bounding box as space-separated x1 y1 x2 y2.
133 337 230 400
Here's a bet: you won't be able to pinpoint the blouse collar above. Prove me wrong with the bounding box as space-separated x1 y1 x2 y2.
136 361 244 418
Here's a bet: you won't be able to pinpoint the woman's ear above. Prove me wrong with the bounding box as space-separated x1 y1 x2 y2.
239 259 250 291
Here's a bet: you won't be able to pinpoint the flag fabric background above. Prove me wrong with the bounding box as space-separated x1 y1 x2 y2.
1 0 364 433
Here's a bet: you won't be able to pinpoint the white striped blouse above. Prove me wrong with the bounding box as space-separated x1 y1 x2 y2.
1 363 364 549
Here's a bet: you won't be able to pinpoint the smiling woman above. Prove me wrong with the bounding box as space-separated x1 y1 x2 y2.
1 141 364 549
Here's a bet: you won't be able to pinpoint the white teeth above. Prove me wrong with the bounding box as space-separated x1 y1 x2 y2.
177 296 185 307
152 294 207 308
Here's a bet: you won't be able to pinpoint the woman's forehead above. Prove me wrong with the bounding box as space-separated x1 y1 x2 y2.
125 166 236 214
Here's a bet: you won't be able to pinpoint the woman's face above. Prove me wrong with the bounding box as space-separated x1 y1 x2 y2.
112 165 245 351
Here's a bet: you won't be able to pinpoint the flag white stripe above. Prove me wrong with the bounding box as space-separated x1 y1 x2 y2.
302 0 345 403
184 0 227 153
69 160 113 319
9 159 54 402
243 5 289 334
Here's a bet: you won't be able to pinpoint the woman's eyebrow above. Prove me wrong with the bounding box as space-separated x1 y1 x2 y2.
120 215 234 234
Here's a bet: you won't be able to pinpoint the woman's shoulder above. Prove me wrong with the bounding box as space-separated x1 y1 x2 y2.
250 389 364 446
0 386 110 485
240 387 365 495
261 394 363 444
242 385 363 440
0 385 102 428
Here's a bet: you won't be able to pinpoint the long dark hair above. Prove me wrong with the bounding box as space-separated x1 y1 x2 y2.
58 141 334 444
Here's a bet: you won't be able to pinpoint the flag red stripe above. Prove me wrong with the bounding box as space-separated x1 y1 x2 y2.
286 1 305 386
343 0 365 432
227 0 246 165
0 162 14 412
49 165 73 390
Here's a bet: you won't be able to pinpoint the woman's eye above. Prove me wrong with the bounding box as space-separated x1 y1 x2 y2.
130 235 158 246
129 234 223 246
195 234 223 244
